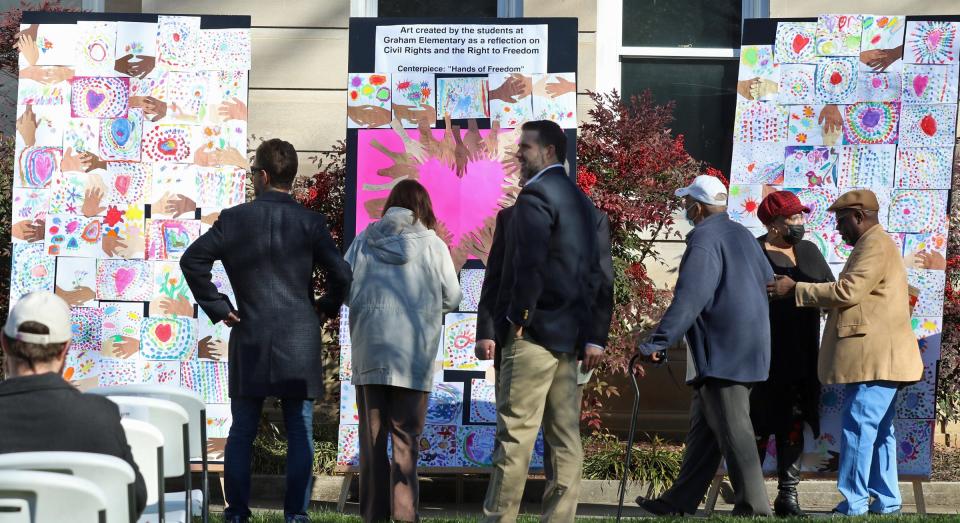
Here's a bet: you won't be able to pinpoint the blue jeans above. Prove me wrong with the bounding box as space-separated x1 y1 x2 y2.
224 397 314 520
835 382 901 515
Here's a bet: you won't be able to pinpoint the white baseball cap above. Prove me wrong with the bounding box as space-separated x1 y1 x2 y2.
675 175 728 206
3 292 72 344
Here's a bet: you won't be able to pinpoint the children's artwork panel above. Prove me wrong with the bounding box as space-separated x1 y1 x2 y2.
905 21 960 65
775 22 817 64
898 104 958 147
730 142 785 184
727 184 765 229
815 14 863 57
436 77 490 120
458 269 484 313
734 101 788 143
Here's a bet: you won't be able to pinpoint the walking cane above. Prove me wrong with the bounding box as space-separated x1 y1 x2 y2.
616 353 643 523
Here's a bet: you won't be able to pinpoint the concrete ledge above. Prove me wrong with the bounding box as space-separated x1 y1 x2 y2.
243 474 960 512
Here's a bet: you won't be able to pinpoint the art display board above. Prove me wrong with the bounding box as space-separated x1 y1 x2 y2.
734 14 957 478
12 11 252 461
338 17 579 469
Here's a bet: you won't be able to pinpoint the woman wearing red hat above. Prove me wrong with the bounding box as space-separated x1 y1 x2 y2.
753 190 834 516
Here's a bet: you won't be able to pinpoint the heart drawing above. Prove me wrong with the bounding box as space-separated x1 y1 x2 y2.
154 323 173 343
792 34 810 55
114 267 137 296
86 89 107 112
920 114 938 136
913 75 930 97
114 174 131 196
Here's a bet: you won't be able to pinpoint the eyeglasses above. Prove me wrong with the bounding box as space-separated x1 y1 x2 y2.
247 165 263 177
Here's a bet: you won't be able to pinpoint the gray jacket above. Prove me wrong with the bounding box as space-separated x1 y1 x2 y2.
344 207 462 391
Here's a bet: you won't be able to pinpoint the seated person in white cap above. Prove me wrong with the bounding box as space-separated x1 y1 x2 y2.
631 175 775 517
0 292 147 518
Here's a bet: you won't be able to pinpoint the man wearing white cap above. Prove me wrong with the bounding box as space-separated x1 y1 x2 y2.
631 175 775 517
0 292 147 517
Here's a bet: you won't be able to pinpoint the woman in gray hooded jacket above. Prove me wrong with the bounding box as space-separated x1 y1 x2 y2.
343 179 461 523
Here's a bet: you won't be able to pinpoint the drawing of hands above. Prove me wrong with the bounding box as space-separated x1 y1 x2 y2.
369 138 414 167
818 105 843 144
218 97 247 121
347 104 392 128
215 147 248 168
198 336 227 361
532 75 549 98
117 224 145 258
464 119 485 161
395 104 438 128
142 96 167 122
158 295 195 317
15 24 39 42
82 186 107 217
164 194 197 218
101 232 129 258
376 162 419 180
194 147 219 167
12 219 44 242
545 75 576 98
114 53 156 78
55 285 96 307
496 127 522 162
749 78 778 100
390 118 426 163
490 74 532 103
418 119 440 158
60 147 84 172
452 125 470 177
483 119 501 158
437 114 457 167
201 211 221 226
860 45 903 72
736 77 760 100
106 335 140 359
15 33 39 66
79 151 107 172
41 66 74 85
16 104 38 147
917 250 946 270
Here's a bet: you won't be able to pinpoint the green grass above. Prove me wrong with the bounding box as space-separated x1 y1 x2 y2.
200 511 960 522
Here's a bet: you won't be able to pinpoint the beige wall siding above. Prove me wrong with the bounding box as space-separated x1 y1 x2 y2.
771 1 960 17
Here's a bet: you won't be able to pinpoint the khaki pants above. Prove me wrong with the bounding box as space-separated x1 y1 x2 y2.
482 334 582 522
356 385 429 523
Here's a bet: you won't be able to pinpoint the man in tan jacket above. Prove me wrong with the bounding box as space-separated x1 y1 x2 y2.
768 190 923 516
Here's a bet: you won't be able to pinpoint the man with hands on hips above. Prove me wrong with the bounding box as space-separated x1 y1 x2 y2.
632 175 774 517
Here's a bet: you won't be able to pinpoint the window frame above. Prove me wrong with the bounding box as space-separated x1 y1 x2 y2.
595 0 769 93
351 0 523 18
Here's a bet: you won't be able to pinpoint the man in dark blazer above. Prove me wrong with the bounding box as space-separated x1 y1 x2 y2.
181 139 352 523
481 120 601 522
477 201 614 486
0 292 148 519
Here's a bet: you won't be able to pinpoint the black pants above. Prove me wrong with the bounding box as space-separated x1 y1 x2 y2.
660 379 772 516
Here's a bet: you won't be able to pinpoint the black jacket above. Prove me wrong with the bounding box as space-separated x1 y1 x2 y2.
0 373 148 519
479 173 612 356
181 191 353 399
507 167 601 353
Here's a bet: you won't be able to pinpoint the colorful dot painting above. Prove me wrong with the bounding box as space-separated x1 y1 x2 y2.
906 21 960 65
69 77 130 119
18 146 61 189
426 383 464 425
815 58 859 104
888 189 948 234
842 102 900 145
778 64 816 105
70 307 104 352
775 22 817 64
140 317 198 360
99 108 143 161
142 124 194 163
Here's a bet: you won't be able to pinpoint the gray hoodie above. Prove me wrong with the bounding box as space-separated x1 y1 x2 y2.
344 207 462 391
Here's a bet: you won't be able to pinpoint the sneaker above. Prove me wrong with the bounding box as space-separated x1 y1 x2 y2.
635 496 685 517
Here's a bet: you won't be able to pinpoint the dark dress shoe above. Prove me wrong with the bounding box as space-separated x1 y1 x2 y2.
635 496 685 516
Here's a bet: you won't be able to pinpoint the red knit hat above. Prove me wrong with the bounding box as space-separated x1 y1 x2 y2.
757 190 810 225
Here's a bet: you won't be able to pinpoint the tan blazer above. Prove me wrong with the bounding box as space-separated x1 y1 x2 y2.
794 224 922 384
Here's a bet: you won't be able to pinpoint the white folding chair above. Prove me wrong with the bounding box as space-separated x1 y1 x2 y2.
90 385 208 523
0 499 30 523
121 419 164 523
109 397 189 523
0 452 136 523
0 470 108 522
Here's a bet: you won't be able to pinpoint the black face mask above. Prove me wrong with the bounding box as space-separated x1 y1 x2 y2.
784 224 805 245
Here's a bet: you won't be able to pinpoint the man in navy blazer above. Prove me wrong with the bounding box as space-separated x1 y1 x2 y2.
481 120 600 522
181 139 352 523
